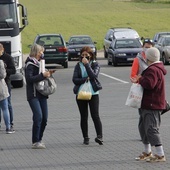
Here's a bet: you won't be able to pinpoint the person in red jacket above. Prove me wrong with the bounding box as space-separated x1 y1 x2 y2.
131 38 154 79
131 47 166 162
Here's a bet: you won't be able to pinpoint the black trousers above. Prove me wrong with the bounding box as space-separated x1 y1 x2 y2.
76 94 103 138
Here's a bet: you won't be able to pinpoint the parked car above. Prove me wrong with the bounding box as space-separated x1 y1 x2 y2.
153 32 170 44
66 35 97 61
103 27 140 58
33 34 68 68
107 37 142 66
155 35 170 65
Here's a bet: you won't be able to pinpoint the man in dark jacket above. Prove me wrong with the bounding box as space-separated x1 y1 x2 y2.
131 47 166 162
0 43 16 131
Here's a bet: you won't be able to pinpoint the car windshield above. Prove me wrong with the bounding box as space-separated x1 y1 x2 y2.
69 37 92 44
164 37 170 46
115 39 142 49
37 36 63 46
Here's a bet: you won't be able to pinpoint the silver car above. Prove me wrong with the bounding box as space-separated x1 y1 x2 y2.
155 35 170 65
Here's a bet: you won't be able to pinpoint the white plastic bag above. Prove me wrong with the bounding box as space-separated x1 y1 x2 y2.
125 83 143 108
77 81 92 100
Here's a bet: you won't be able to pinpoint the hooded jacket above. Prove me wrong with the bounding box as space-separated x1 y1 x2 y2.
0 60 9 101
139 62 167 109
25 56 48 101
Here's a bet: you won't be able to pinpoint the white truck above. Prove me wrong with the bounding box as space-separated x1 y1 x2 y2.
0 0 28 88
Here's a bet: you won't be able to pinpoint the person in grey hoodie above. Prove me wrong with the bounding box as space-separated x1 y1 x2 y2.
0 60 14 134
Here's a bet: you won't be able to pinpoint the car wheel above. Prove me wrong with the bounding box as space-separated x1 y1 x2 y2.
113 57 117 67
104 48 108 58
63 61 68 68
108 60 112 65
68 56 71 61
162 53 168 65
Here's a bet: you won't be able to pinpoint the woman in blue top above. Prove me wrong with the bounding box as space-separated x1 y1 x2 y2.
72 46 103 145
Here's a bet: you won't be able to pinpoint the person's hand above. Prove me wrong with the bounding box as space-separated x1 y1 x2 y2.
49 69 56 75
82 57 89 65
130 75 141 83
43 71 51 78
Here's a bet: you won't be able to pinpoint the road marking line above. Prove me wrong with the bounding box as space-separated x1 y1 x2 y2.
100 73 129 84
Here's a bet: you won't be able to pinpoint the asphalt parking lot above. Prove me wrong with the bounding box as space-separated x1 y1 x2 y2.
1 52 170 170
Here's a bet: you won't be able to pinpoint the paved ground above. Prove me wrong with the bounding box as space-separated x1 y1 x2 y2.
1 54 170 170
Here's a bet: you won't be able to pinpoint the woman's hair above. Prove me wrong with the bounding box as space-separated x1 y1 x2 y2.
29 44 44 58
80 46 95 60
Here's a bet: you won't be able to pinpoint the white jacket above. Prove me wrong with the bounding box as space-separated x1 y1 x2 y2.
0 60 9 101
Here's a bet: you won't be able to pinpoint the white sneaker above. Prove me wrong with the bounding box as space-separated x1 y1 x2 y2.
32 142 46 149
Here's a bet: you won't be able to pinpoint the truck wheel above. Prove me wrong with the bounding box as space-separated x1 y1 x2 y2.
11 80 23 88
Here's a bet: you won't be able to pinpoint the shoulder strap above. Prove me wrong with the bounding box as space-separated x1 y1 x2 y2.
25 61 39 68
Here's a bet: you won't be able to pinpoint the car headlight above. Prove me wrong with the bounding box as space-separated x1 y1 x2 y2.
117 53 126 56
68 49 75 52
91 47 96 52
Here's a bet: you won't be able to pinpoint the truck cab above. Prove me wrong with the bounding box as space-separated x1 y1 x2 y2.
0 0 28 88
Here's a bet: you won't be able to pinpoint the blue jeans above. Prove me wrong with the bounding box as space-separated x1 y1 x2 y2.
0 84 14 126
28 98 48 144
0 98 10 130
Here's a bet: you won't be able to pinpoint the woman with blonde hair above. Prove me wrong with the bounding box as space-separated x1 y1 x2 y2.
25 44 54 149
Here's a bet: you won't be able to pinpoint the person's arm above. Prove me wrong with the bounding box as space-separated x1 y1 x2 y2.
130 58 139 78
72 63 87 85
6 56 16 76
0 61 6 79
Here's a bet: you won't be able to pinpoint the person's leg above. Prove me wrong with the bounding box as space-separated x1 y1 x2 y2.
7 85 14 127
143 110 162 147
138 109 149 144
39 98 48 142
76 98 88 138
0 99 10 130
143 110 166 162
28 98 42 144
135 109 152 161
89 95 102 138
0 109 1 128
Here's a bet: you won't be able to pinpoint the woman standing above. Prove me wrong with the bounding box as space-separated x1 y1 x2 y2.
72 46 103 145
0 60 14 134
25 44 54 149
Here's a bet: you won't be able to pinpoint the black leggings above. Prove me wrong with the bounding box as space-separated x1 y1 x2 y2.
76 95 103 138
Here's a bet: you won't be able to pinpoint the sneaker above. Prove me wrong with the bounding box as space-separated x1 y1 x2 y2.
83 137 90 145
146 154 166 162
95 137 103 145
135 152 153 161
39 141 46 147
6 129 15 134
32 142 46 149
10 125 14 131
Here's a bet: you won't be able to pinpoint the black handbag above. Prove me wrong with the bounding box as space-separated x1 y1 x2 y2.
161 101 170 115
